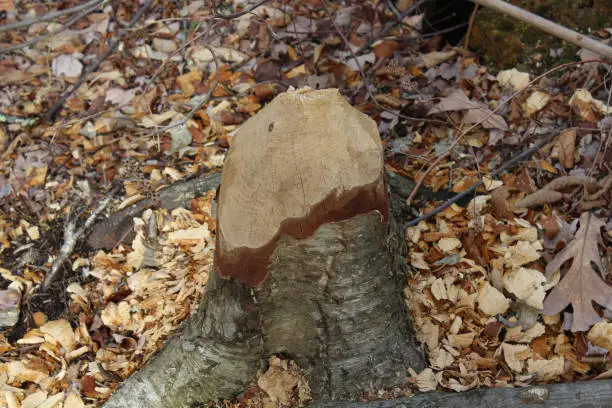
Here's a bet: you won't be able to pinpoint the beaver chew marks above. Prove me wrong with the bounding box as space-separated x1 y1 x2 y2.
215 87 388 287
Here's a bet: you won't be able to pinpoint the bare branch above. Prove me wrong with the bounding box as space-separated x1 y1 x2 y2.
42 185 119 290
406 59 609 205
0 1 104 54
212 0 270 19
0 0 104 33
44 0 156 123
405 133 553 227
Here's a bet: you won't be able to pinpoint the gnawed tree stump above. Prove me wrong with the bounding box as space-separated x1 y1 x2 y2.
104 87 424 408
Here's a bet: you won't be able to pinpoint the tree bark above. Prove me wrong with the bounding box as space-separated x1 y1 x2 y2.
104 87 425 407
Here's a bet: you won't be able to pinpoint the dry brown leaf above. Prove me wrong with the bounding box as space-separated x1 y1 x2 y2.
516 175 598 208
543 212 611 332
427 88 479 114
490 187 514 219
545 175 598 191
557 128 576 169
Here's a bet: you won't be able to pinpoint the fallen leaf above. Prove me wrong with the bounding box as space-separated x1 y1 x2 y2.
0 0 13 12
257 357 310 406
543 212 611 332
527 356 566 381
428 88 479 114
502 343 530 372
587 321 612 352
40 319 76 352
422 50 457 68
463 108 508 130
52 54 83 78
373 40 399 58
557 128 576 169
504 240 541 269
437 237 461 253
176 71 202 98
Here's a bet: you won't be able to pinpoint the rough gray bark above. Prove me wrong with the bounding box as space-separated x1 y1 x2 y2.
311 380 612 407
104 209 425 408
103 87 428 406
259 211 423 398
103 272 263 408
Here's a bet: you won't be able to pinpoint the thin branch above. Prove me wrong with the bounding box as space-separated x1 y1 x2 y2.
470 0 612 60
44 0 156 123
143 21 221 91
0 0 103 33
459 4 479 83
405 133 553 227
42 185 120 290
321 0 443 124
355 0 429 55
405 59 609 205
0 1 105 54
212 0 270 19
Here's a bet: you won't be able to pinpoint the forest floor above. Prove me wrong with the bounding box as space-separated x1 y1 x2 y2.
0 0 611 407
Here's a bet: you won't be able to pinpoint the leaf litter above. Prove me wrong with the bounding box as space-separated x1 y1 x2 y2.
0 0 610 406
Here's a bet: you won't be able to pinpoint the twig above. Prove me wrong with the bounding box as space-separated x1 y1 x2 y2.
44 0 156 123
355 0 429 55
42 185 120 290
406 59 609 205
0 0 103 33
212 0 270 19
459 4 479 84
321 0 442 124
405 134 553 227
0 113 37 126
470 0 612 60
385 0 403 20
147 45 220 136
0 1 105 54
144 21 221 91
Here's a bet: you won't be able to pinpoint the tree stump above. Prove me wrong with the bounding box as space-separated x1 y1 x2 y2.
104 87 424 408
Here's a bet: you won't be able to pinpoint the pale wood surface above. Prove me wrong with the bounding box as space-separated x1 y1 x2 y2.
215 87 389 286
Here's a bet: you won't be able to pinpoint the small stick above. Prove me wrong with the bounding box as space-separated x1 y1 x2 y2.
42 186 120 290
44 0 155 123
405 134 552 227
212 0 270 19
0 1 104 54
0 0 103 33
405 59 608 205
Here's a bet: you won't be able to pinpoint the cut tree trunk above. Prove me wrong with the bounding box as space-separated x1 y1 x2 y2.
103 87 425 408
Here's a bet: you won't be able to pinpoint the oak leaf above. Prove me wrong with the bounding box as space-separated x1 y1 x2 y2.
543 212 610 332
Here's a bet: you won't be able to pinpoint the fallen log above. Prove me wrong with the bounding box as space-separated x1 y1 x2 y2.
311 380 612 407
103 87 425 407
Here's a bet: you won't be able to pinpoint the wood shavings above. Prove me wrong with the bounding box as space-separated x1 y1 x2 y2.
477 281 510 316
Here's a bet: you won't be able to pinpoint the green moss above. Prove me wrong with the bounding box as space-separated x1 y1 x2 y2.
470 0 611 74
